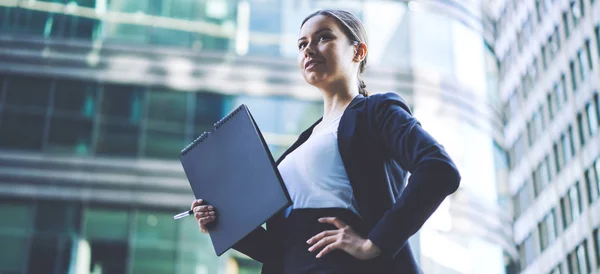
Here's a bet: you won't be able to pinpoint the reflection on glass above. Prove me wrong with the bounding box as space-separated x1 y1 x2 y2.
0 235 27 273
143 129 186 159
47 117 93 155
96 122 140 156
28 235 73 274
132 212 176 274
83 208 130 274
101 84 144 123
54 80 96 117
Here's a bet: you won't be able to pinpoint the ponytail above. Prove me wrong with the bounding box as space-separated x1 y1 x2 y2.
358 78 369 97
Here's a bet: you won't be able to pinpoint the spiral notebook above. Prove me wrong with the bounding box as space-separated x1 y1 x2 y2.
179 104 291 256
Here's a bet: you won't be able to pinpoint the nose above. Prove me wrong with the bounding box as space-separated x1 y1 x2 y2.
303 42 315 58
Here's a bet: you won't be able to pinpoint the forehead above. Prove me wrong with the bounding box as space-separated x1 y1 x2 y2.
299 15 342 37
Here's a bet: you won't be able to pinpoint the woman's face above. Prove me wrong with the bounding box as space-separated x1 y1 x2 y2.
297 15 358 89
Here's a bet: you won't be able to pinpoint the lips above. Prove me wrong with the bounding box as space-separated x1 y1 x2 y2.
305 60 322 70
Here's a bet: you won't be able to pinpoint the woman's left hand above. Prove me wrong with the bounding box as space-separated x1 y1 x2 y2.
307 217 381 260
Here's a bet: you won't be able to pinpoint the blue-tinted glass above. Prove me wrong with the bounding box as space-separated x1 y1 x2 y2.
54 80 96 117
0 110 45 150
148 27 191 46
77 0 95 8
46 117 93 155
71 17 100 39
101 84 144 123
34 201 80 235
0 235 27 273
83 208 129 241
195 92 227 135
28 236 61 274
89 240 129 274
130 246 176 274
143 130 186 159
96 123 140 156
5 75 51 109
147 89 187 124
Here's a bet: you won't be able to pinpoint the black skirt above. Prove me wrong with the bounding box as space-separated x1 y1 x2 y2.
281 208 391 274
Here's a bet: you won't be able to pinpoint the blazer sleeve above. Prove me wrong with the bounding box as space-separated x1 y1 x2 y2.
366 93 461 258
231 226 272 263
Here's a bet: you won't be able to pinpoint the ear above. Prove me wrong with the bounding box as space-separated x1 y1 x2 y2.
353 42 367 63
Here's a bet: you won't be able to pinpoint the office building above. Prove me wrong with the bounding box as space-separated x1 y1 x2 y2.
491 0 600 272
0 0 509 273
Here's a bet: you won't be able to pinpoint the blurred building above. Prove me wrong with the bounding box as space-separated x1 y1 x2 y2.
0 0 510 274
490 0 600 273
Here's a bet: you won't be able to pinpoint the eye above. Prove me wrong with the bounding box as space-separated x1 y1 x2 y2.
319 35 331 42
298 42 307 50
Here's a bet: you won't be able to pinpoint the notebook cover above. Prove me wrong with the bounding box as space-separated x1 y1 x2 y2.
179 104 291 256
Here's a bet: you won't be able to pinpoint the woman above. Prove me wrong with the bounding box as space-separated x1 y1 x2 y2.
191 9 460 274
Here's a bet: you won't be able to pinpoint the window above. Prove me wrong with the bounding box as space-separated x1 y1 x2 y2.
584 40 593 70
570 60 578 91
561 182 582 228
535 0 542 22
547 92 555 120
4 75 51 109
573 241 590 274
561 133 571 165
594 228 600 267
539 208 558 250
577 49 587 81
568 125 576 156
541 45 548 69
0 110 46 150
131 211 177 274
515 181 533 217
586 103 598 136
194 92 228 137
577 113 587 146
554 142 563 173
571 0 581 26
144 89 189 159
0 202 33 274
569 181 582 219
53 80 96 117
596 26 600 56
563 12 570 38
83 208 130 274
100 84 144 123
584 166 599 204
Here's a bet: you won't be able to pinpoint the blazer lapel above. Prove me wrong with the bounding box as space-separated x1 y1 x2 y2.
337 94 365 170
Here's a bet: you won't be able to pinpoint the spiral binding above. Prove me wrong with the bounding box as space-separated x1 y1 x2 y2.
214 104 244 129
180 104 246 156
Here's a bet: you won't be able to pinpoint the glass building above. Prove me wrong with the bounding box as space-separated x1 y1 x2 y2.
0 0 510 273
491 0 600 273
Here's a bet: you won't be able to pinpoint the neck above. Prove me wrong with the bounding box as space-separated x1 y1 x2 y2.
319 78 360 120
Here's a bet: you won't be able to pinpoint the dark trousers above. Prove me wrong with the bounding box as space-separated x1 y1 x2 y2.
281 208 391 274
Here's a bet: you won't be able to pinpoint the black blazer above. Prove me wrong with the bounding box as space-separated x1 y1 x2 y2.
233 92 461 273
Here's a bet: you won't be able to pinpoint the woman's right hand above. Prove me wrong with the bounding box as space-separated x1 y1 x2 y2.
191 199 216 233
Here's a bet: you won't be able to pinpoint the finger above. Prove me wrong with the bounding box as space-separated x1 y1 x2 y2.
199 216 215 225
316 242 342 258
190 199 204 210
193 205 214 213
318 217 348 229
307 230 337 244
308 235 338 252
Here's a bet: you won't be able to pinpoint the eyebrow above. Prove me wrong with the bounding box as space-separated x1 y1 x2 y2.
298 28 334 42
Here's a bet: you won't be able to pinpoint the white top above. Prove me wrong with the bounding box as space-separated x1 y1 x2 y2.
278 114 359 216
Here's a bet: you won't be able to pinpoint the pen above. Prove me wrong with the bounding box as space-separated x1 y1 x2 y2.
173 210 193 220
